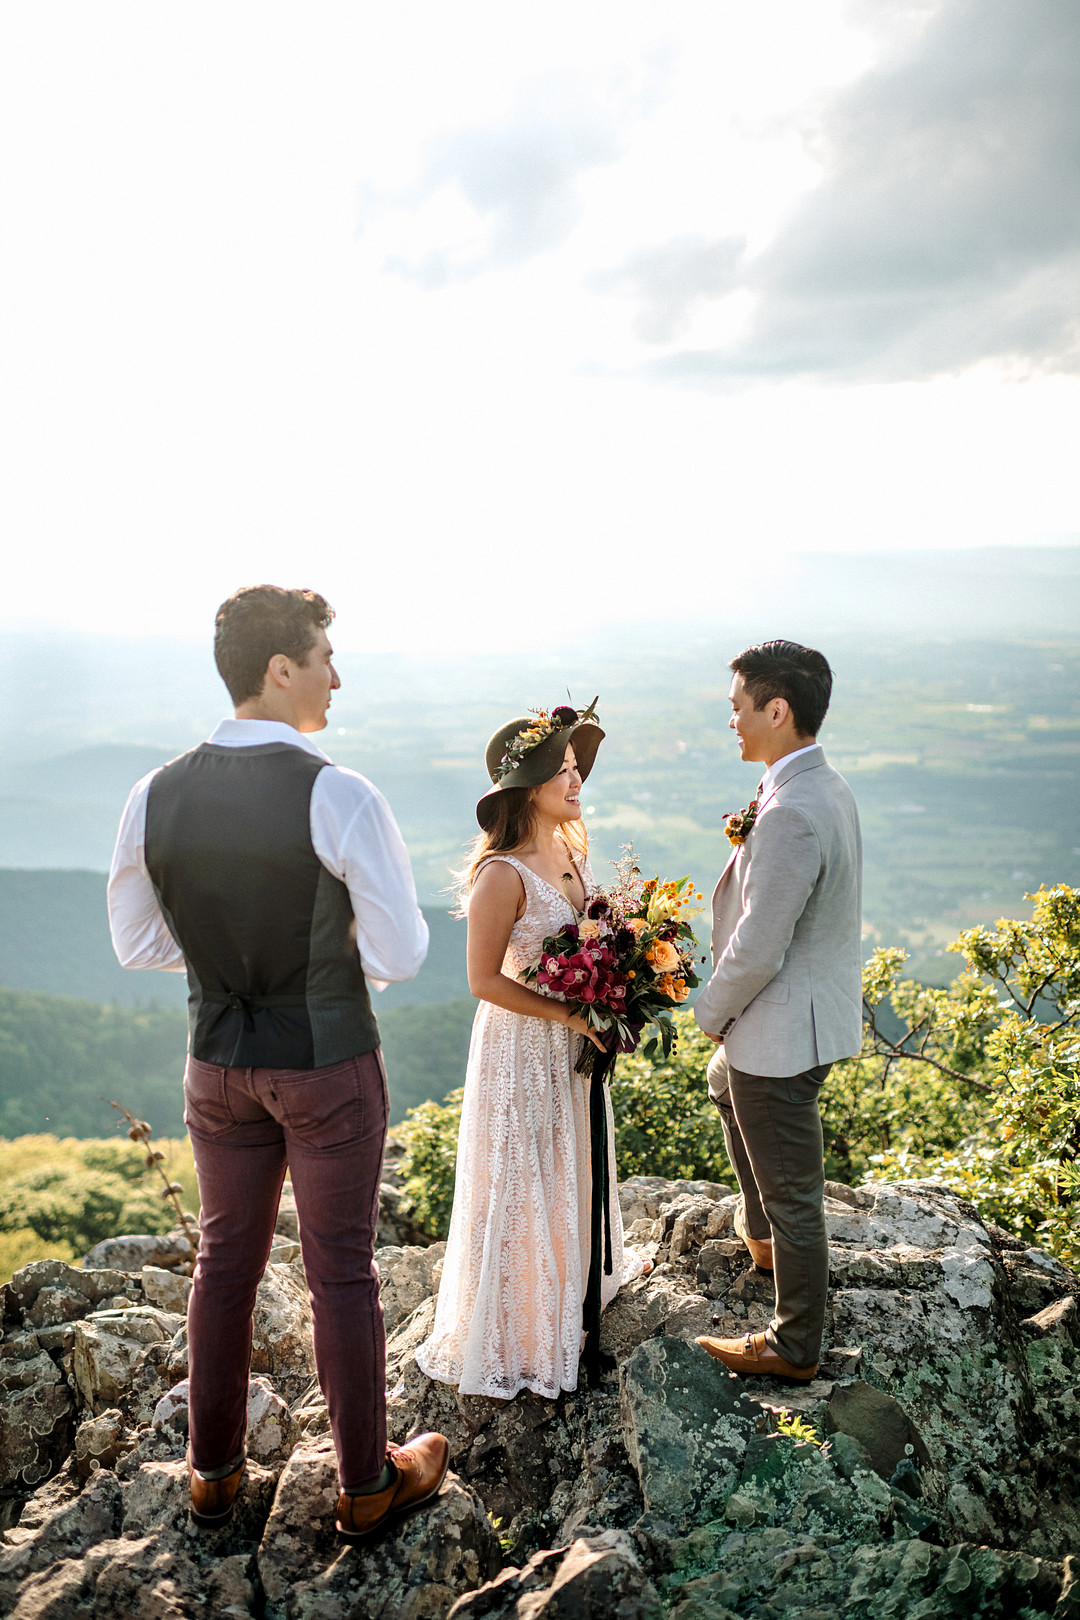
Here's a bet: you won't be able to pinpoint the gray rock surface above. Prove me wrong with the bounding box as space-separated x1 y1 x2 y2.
72 1305 185 1414
449 1529 663 1619
2 1175 1079 1618
81 1231 196 1272
248 1259 317 1401
620 1337 752 1531
258 1438 501 1620
0 1341 75 1507
378 1241 447 1333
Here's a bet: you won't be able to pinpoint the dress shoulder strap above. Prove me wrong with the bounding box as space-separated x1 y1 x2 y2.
476 853 535 882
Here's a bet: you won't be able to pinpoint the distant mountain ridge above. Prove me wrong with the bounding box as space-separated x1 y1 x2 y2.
725 545 1080 637
0 870 467 1012
0 982 473 1135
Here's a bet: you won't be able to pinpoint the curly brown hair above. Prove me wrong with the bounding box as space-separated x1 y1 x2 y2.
214 585 335 705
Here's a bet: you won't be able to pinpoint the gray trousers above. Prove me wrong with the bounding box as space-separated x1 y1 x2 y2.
707 1047 830 1368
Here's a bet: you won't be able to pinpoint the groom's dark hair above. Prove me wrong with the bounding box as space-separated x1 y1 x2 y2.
730 640 832 739
214 585 335 705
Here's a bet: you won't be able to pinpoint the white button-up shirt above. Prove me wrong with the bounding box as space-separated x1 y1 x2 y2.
759 742 820 801
107 719 429 991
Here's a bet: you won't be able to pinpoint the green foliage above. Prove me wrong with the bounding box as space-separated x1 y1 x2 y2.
0 986 188 1138
79 1140 154 1182
0 1134 198 1275
819 980 991 1187
609 1012 731 1183
0 1227 75 1276
396 1088 464 1239
857 885 1080 1268
0 1165 172 1253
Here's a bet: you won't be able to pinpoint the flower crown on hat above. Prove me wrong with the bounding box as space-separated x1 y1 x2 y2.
495 696 599 783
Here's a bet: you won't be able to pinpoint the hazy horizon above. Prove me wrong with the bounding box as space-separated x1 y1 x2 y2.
4 3 1079 652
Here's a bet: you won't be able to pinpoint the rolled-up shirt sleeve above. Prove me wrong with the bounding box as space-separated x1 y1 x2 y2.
310 767 429 989
107 772 188 973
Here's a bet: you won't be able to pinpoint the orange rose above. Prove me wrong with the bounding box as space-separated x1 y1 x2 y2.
627 918 648 937
578 919 601 938
646 939 679 973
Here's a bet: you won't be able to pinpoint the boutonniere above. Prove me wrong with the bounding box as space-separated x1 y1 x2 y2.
723 799 759 846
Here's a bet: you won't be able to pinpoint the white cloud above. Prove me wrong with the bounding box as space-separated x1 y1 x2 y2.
0 1 1076 650
380 85 625 285
611 0 1080 382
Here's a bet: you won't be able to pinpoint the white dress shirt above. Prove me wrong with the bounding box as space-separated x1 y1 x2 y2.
107 718 429 991
759 742 821 801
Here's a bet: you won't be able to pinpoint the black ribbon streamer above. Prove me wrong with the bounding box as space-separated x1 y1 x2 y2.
581 1040 617 1387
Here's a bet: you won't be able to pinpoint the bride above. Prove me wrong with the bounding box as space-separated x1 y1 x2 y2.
415 700 643 1401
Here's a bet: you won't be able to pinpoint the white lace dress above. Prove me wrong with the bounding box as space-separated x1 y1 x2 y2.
415 855 642 1400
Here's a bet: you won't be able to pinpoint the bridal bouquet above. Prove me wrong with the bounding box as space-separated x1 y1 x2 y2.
522 850 706 1078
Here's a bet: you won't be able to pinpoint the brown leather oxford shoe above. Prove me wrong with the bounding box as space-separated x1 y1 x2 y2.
695 1330 818 1382
336 1432 450 1544
188 1452 246 1527
733 1201 774 1272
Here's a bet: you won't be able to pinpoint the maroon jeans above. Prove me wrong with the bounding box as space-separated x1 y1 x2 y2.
183 1049 388 1490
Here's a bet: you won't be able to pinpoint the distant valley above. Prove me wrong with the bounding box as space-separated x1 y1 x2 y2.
2 629 1078 988
0 870 468 1012
1 589 1078 1140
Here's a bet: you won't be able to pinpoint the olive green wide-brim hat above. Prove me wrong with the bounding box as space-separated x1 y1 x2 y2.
475 700 605 830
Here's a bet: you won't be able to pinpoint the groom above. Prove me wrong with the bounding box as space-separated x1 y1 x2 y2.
693 640 862 1381
108 585 448 1537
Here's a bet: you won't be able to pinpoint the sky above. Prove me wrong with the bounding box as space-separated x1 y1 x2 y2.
2 0 1078 653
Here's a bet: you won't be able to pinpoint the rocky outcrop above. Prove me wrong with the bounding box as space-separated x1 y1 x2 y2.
2 1176 1079 1617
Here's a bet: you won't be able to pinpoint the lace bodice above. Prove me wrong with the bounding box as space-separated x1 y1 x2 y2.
492 853 591 981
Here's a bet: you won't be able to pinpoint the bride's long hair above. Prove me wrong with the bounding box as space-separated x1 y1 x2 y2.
454 784 589 910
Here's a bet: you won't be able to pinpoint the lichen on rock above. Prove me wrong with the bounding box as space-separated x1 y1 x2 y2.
2 1175 1078 1617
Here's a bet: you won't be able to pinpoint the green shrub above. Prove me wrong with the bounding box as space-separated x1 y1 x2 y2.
396 1088 464 1239
0 1166 174 1255
0 1227 75 1277
606 1013 732 1183
0 1134 199 1274
857 885 1080 1268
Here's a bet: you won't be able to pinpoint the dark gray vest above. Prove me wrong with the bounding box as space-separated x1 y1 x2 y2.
144 742 378 1069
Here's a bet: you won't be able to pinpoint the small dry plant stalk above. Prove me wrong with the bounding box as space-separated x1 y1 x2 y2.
104 1098 199 1266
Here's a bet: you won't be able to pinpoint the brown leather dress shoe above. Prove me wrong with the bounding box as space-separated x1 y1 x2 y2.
188 1452 246 1527
734 1201 774 1272
336 1432 450 1544
695 1330 818 1382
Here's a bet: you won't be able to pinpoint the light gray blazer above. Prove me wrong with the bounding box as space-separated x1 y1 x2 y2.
693 745 863 1077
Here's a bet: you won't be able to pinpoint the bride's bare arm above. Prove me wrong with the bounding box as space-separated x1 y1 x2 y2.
467 861 604 1049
